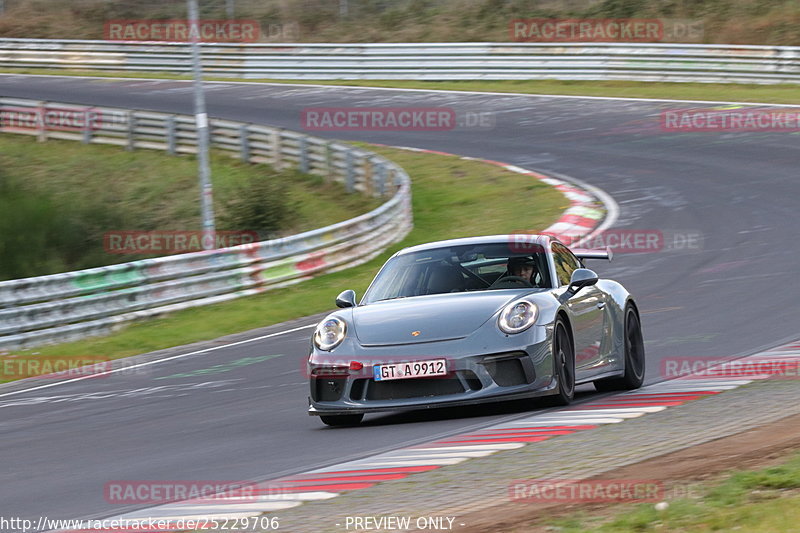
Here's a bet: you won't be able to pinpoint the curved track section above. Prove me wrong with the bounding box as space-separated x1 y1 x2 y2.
0 75 798 524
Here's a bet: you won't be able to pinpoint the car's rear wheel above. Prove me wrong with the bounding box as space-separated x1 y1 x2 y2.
594 305 645 392
319 414 364 427
542 318 575 406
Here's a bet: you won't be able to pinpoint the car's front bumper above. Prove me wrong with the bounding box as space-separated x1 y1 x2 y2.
308 325 557 416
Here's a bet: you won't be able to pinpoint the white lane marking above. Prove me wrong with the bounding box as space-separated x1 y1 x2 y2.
407 443 527 452
0 380 242 409
158 502 303 512
526 414 648 422
215 492 339 501
346 458 469 467
381 450 498 459
642 386 741 391
642 382 751 388
640 387 739 392
524 409 653 417
565 407 665 414
570 406 667 412
562 190 594 203
619 387 723 393
668 378 756 384
0 323 316 399
501 417 625 424
510 414 642 422
4 74 798 107
656 380 755 387
305 443 527 472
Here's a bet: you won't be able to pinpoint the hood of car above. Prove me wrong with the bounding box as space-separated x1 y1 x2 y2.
352 291 525 346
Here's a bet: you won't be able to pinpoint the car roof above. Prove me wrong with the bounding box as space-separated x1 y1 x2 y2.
395 234 555 256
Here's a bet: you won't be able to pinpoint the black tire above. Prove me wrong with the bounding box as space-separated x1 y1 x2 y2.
319 414 364 427
541 318 575 406
594 305 645 392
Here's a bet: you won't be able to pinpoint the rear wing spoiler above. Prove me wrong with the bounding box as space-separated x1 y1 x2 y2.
572 247 613 262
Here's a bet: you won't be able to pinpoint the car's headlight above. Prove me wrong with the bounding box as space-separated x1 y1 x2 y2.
314 317 346 351
498 300 538 334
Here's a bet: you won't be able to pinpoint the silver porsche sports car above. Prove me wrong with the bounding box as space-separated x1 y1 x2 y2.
308 234 645 426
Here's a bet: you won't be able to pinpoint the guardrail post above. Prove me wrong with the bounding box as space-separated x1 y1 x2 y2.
325 142 334 183
166 116 177 155
82 111 92 144
345 150 355 193
126 111 136 151
271 129 282 169
375 160 387 197
363 156 373 196
36 101 47 142
239 124 250 162
299 136 309 173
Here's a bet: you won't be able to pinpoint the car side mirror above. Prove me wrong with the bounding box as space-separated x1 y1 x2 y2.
335 289 357 308
567 268 598 295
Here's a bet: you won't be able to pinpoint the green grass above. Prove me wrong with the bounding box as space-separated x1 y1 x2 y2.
0 134 380 279
542 452 800 532
2 68 798 104
1 144 567 377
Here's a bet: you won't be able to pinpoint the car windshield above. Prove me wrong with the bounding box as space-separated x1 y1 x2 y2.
362 243 551 303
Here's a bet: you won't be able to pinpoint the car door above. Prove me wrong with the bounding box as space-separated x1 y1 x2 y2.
552 243 608 380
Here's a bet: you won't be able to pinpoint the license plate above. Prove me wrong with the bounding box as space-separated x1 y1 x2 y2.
373 359 448 381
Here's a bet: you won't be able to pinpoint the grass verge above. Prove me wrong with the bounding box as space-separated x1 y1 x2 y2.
1 144 567 381
0 134 380 279
542 452 800 532
1 70 799 104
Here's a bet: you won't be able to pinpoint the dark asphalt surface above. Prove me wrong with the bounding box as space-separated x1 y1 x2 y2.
1 75 798 524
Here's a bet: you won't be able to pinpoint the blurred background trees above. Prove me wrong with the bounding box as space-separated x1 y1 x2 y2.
0 0 797 45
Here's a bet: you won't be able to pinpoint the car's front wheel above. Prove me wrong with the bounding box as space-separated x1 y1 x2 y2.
542 318 575 406
319 414 364 427
594 304 645 392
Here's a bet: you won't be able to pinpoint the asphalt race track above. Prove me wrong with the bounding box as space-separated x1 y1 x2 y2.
1 75 798 524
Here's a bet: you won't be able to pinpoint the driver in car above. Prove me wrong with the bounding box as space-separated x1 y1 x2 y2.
507 256 539 286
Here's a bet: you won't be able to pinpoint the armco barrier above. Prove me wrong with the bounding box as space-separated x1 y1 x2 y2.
0 98 412 350
0 40 799 84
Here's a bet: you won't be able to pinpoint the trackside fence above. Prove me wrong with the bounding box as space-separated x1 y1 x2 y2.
0 40 798 84
0 97 412 350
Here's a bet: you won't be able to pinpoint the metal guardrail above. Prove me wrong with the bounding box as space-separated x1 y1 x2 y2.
0 39 799 83
0 98 413 350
